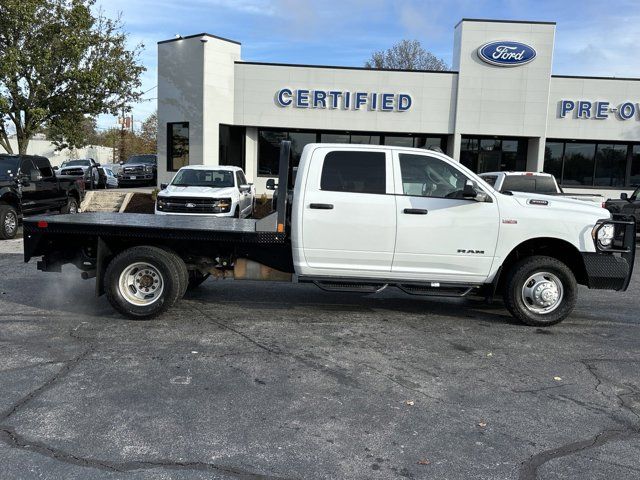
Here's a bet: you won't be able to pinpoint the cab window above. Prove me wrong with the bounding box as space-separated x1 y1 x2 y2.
399 154 471 198
320 151 386 194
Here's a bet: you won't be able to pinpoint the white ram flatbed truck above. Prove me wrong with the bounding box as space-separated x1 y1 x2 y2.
23 142 636 327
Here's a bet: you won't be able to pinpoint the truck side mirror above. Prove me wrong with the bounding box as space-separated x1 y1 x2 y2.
266 178 277 190
462 183 478 199
160 183 168 190
53 166 59 171
620 193 628 201
239 184 251 192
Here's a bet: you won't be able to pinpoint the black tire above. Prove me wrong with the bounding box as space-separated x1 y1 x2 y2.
187 271 210 290
104 246 183 319
503 255 577 327
0 205 18 240
60 197 79 214
159 248 189 297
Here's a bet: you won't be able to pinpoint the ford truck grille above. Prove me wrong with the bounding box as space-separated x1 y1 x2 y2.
158 197 232 214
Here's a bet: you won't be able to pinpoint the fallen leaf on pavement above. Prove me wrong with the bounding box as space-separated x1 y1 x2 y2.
553 376 562 381
405 400 415 406
417 459 431 465
478 421 487 428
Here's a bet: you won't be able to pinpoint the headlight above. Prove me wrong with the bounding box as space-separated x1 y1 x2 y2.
145 165 153 172
212 198 232 213
156 197 167 209
593 223 615 248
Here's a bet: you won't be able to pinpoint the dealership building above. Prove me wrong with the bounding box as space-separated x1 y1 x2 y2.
157 18 640 195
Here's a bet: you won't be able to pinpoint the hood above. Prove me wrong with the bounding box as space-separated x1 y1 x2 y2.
510 191 609 217
159 185 238 198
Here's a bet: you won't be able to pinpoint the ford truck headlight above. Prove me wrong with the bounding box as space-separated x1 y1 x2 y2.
156 197 167 209
145 165 153 172
594 223 615 248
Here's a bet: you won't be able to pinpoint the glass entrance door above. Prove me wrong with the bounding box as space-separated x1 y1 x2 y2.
460 136 527 173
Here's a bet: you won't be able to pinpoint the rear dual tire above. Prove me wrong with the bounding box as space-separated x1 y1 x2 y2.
105 246 186 319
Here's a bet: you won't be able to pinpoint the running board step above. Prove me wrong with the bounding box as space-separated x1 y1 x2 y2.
313 281 388 293
398 284 479 297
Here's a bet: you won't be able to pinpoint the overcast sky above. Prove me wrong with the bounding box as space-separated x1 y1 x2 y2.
95 0 640 131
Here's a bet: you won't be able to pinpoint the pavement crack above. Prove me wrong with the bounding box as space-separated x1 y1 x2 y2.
518 358 640 480
518 429 639 480
0 427 294 478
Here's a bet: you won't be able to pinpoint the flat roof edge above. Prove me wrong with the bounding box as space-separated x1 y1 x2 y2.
235 61 458 75
455 18 556 28
552 74 640 82
158 33 241 46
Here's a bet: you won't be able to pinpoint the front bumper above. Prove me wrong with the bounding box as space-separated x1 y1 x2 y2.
583 215 636 291
119 174 154 182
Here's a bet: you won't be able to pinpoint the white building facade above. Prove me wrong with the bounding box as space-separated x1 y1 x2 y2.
157 18 640 196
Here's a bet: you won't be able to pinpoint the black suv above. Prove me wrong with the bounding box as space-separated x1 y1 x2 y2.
118 154 157 186
0 154 84 239
605 186 640 232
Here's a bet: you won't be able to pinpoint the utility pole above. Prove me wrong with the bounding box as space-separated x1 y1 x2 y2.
119 104 126 163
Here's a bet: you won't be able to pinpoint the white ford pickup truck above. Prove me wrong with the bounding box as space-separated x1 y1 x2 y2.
24 142 636 327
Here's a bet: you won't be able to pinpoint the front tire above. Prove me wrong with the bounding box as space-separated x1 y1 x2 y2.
60 197 79 214
105 246 183 319
503 255 577 327
0 205 18 240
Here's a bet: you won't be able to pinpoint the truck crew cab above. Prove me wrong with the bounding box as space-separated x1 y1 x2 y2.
23 142 635 327
1 154 83 239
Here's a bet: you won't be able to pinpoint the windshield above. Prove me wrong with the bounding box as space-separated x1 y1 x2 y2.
0 155 20 178
632 187 640 200
63 159 91 167
171 169 235 188
481 175 498 187
126 155 156 165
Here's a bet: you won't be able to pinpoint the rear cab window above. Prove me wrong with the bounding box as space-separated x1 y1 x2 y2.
501 175 558 194
320 150 386 194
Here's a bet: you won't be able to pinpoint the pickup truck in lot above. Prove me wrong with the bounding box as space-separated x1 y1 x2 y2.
1 154 83 239
605 186 640 232
480 171 604 206
23 142 635 326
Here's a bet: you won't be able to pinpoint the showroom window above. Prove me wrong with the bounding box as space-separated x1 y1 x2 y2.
460 136 526 173
320 151 386 194
631 146 640 186
219 125 246 170
258 129 446 177
544 140 639 187
167 122 189 172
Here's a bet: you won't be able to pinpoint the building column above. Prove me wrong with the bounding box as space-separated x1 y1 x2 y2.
526 137 545 172
447 133 461 161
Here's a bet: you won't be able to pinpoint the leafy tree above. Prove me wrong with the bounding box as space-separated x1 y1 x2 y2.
0 0 145 154
139 110 157 153
365 39 448 71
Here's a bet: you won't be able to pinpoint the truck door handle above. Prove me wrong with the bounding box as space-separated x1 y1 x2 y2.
403 208 428 215
310 203 334 210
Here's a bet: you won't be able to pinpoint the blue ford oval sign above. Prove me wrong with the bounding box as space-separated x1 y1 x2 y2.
477 41 536 67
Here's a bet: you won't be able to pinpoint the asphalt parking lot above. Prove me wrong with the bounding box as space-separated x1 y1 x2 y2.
0 239 639 480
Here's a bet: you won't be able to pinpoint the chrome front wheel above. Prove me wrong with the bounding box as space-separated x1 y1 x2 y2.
521 272 564 314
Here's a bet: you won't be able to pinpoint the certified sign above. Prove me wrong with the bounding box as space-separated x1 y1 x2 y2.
477 41 536 67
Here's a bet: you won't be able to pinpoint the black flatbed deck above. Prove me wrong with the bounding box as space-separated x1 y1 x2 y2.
23 212 287 262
